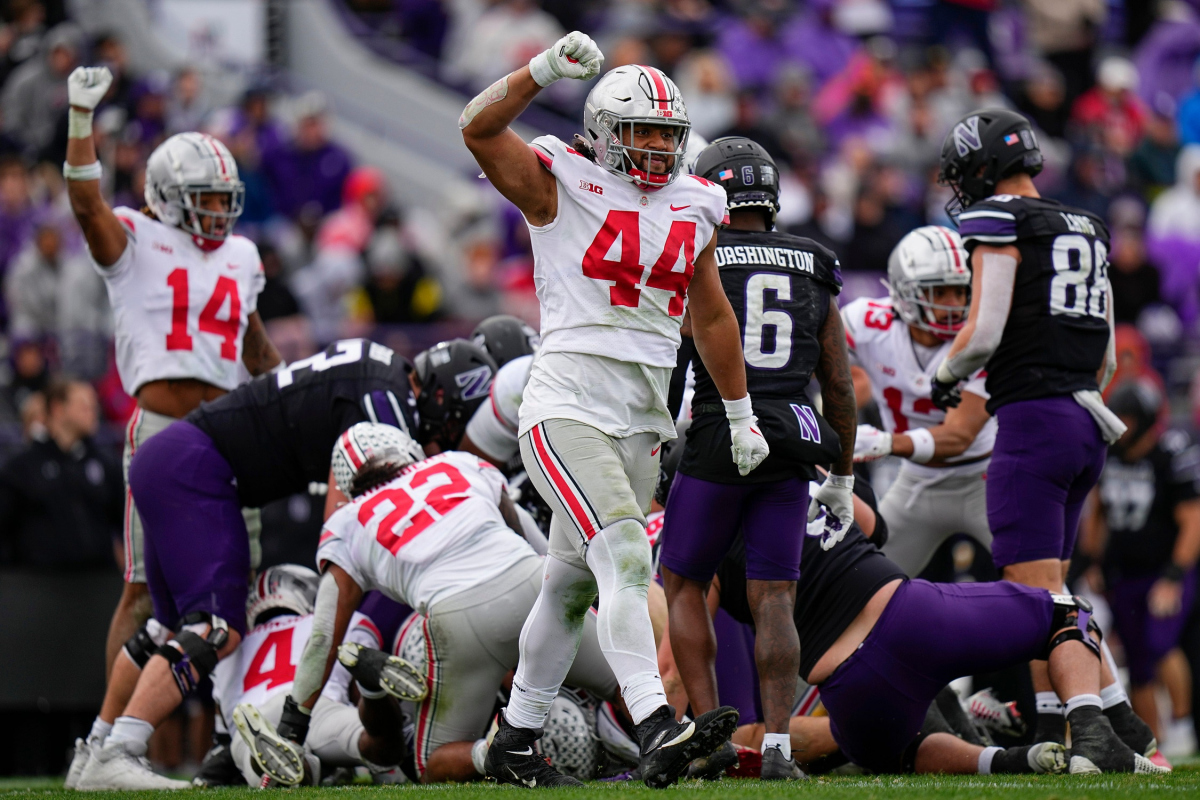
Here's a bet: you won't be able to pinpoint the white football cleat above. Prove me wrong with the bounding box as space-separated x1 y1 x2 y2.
64 737 91 789
75 740 190 790
233 703 308 786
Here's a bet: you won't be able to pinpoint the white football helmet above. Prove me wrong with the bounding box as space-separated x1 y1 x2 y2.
247 564 319 628
144 132 245 251
541 690 601 780
885 225 971 341
583 65 690 190
331 422 425 498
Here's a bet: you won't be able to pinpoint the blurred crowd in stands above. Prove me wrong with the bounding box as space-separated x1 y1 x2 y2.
4 0 1200 575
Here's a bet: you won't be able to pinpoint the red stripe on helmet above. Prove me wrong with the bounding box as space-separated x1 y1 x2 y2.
203 134 229 179
341 430 364 469
639 65 670 111
934 226 962 270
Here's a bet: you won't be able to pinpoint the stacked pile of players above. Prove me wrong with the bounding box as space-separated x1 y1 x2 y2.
58 32 1188 789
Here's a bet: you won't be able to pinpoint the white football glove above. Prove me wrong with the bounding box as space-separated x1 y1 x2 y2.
67 66 113 110
808 473 855 551
528 31 604 87
725 395 770 476
853 424 893 463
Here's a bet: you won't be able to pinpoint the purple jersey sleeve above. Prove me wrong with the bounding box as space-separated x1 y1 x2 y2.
957 203 1018 246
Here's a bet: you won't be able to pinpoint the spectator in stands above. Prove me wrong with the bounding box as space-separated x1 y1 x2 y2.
0 20 79 160
362 209 441 323
261 91 352 219
442 0 562 91
1071 56 1147 157
0 0 46 88
1109 227 1162 325
0 378 122 569
782 0 859 90
0 156 34 280
1022 0 1107 107
126 71 169 147
1129 97 1181 195
1147 144 1200 328
844 176 905 274
165 67 210 134
4 216 110 377
1017 61 1070 140
92 31 132 113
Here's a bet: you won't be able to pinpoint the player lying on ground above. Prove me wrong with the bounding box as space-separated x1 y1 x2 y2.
846 226 995 578
240 424 621 785
62 66 281 790
462 30 768 789
219 566 409 786
659 477 1165 775
70 339 416 791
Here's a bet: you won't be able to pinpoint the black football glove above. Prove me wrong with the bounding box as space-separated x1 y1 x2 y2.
276 697 311 745
930 377 964 411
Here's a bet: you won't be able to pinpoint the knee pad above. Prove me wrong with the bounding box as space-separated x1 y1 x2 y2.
157 613 230 697
1043 594 1100 660
122 618 170 669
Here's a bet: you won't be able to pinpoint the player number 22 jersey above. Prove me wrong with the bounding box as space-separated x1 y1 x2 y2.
94 207 265 396
318 452 535 613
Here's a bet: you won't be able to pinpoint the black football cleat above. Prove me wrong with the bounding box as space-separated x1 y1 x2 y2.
636 705 739 789
1104 702 1160 759
685 739 739 780
484 710 582 788
760 745 808 780
192 734 242 787
337 642 427 701
1067 706 1169 774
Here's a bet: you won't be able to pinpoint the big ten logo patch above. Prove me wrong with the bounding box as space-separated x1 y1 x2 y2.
578 179 603 196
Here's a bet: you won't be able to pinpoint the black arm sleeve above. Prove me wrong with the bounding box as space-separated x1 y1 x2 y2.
667 335 696 422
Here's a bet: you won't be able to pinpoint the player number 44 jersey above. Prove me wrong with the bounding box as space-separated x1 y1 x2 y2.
528 135 728 369
842 297 996 462
318 451 535 613
95 207 265 396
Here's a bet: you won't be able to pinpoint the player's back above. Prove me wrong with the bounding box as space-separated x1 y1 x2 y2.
680 228 842 483
99 207 265 396
957 194 1111 412
186 339 417 507
318 451 535 613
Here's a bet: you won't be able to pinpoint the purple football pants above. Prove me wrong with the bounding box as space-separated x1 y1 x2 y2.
987 396 1106 568
1108 570 1198 686
129 421 250 636
818 580 1054 772
660 473 809 582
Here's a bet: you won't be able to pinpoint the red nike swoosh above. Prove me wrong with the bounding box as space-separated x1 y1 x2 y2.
651 445 661 456
670 204 690 211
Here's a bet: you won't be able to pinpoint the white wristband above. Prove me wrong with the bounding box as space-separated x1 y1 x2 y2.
62 161 102 182
67 107 94 139
908 427 936 463
722 394 753 421
528 51 558 87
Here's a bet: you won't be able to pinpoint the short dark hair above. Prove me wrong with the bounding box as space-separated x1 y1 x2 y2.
45 375 83 409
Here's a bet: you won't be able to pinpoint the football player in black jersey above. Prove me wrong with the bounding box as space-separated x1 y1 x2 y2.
931 108 1120 744
1089 379 1200 756
659 137 856 780
83 339 419 775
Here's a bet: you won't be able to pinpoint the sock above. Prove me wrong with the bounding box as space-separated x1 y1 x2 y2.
1065 693 1102 717
762 733 791 761
506 554 595 730
470 738 488 775
107 716 154 756
1035 691 1065 743
1100 682 1128 710
87 717 112 744
976 745 1002 775
356 682 388 701
586 520 666 725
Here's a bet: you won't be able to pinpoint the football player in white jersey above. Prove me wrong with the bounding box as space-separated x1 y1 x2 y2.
241 424 620 785
842 226 995 577
221 566 410 786
460 33 770 788
62 67 281 789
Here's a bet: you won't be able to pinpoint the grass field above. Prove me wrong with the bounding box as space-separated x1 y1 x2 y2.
2 768 1199 800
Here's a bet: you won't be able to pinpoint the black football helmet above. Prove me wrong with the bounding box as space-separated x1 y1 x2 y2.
693 136 780 226
1106 378 1162 457
471 315 539 368
937 108 1043 222
413 338 497 451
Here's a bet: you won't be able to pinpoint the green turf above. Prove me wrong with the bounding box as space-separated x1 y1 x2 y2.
2 767 1198 800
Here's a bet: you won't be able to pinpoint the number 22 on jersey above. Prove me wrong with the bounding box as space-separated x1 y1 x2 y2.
582 210 697 315
165 268 241 360
359 462 472 555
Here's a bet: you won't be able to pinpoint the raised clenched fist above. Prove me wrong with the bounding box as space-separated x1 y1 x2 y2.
528 32 604 88
67 66 113 111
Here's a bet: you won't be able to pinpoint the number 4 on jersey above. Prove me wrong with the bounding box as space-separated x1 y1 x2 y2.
242 629 295 691
582 210 697 315
166 268 242 360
